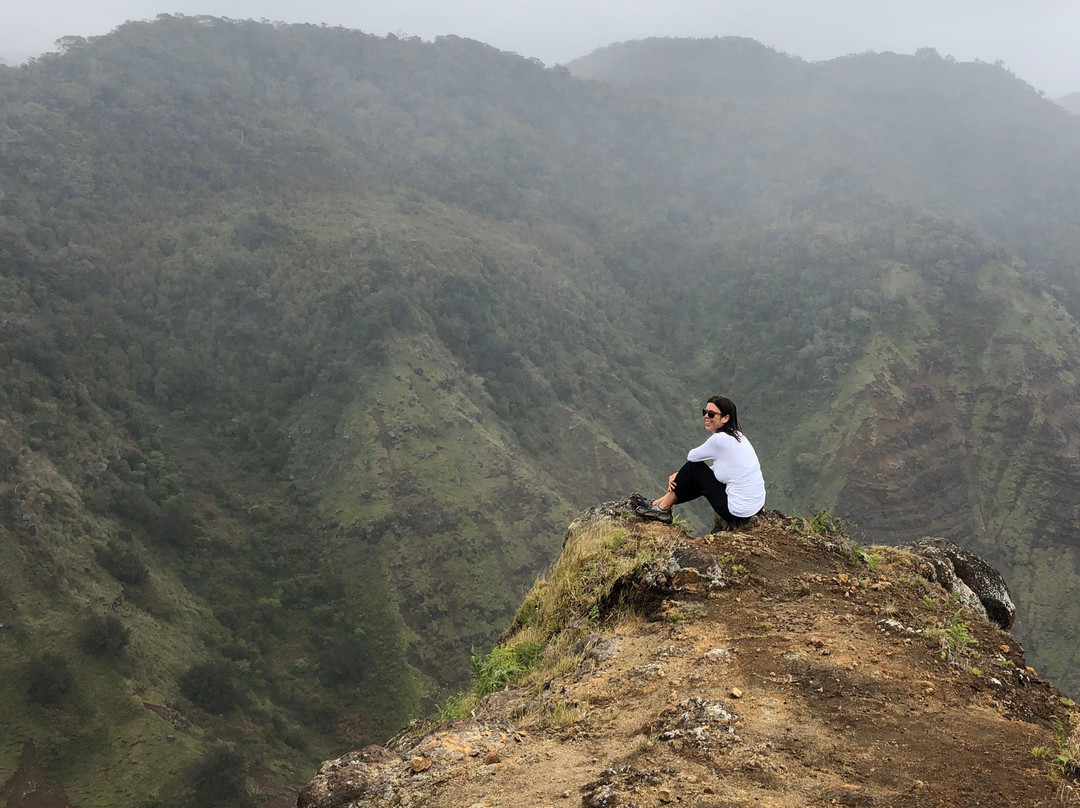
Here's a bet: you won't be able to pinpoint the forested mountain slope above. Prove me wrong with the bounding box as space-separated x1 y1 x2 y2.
3 17 1080 806
571 37 1080 308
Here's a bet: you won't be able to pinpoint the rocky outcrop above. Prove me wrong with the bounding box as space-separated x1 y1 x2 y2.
902 536 1016 630
298 723 521 808
298 510 1070 808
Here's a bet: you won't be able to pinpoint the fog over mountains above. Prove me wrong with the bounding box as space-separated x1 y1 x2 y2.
3 17 1080 805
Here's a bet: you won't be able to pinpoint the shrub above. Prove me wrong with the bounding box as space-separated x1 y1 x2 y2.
78 615 131 658
436 693 473 720
27 654 74 705
179 661 245 714
0 443 17 480
1033 717 1080 777
317 635 372 686
809 509 848 536
186 746 247 808
95 541 149 585
109 484 161 528
158 494 197 548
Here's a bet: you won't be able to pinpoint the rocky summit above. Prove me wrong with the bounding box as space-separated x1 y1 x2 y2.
299 504 1077 807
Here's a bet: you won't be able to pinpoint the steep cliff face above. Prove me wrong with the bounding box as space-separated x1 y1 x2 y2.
787 260 1080 693
300 507 1075 807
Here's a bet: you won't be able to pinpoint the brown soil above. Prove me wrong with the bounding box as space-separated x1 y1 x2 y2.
0 743 74 808
301 514 1078 808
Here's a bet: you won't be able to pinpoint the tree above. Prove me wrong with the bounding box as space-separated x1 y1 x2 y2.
186 746 248 808
179 661 245 714
79 615 131 658
26 654 74 705
95 541 149 585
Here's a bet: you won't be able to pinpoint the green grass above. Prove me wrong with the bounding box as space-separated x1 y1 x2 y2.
929 608 978 664
470 641 545 698
1033 716 1080 778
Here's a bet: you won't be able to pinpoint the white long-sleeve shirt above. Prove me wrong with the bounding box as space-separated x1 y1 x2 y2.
687 431 766 517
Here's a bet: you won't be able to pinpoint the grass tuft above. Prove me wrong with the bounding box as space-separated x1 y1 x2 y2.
1033 716 1080 778
507 521 667 643
929 608 977 663
471 641 545 699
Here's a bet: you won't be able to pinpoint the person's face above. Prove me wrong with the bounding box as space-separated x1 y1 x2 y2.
703 404 729 432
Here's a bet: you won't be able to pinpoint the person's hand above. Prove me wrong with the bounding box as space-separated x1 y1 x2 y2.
667 473 677 492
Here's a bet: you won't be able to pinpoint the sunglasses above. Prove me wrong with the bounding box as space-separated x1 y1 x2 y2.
702 409 722 418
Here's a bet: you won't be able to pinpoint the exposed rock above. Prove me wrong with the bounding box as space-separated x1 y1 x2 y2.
581 782 618 807
297 745 392 808
666 697 740 730
903 537 1016 629
625 544 728 604
571 633 622 665
472 686 526 719
564 498 641 543
700 648 732 663
659 697 741 750
628 663 666 680
298 722 519 808
877 618 922 636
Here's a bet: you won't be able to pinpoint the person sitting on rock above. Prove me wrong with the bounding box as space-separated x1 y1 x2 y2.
633 395 765 528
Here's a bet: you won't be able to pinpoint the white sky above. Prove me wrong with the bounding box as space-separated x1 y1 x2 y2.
3 0 1079 97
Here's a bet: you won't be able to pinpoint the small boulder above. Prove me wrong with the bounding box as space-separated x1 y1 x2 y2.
902 537 1015 630
640 545 728 593
571 633 622 665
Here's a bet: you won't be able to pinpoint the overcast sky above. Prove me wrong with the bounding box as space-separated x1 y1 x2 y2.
4 0 1079 97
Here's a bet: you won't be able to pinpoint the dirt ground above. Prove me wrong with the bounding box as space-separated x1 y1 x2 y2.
302 513 1079 808
0 743 74 808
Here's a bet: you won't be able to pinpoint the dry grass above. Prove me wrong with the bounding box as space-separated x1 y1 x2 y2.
506 521 669 647
439 519 673 719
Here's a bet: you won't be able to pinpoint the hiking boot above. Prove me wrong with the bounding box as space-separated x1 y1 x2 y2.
634 503 673 524
628 492 652 510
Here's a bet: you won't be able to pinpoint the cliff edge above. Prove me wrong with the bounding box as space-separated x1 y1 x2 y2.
299 505 1077 807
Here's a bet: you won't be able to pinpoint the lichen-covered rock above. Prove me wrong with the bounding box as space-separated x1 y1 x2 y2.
903 537 1015 630
638 544 729 594
298 721 519 808
659 697 741 749
581 781 619 807
297 745 395 808
564 499 641 543
571 633 622 665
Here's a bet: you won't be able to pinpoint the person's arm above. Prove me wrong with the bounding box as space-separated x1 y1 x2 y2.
686 434 720 463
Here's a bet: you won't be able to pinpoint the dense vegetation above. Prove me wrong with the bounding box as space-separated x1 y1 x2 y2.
4 19 1080 806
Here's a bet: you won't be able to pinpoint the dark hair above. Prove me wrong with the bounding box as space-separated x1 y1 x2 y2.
706 395 742 441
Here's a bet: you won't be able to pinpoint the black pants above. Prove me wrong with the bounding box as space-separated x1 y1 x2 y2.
672 461 753 527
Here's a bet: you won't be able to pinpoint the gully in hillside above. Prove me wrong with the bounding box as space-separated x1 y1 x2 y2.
633 396 766 527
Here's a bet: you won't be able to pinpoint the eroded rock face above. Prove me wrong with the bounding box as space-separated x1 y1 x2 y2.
639 545 729 594
572 633 622 665
903 537 1015 630
296 745 393 808
297 721 521 808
